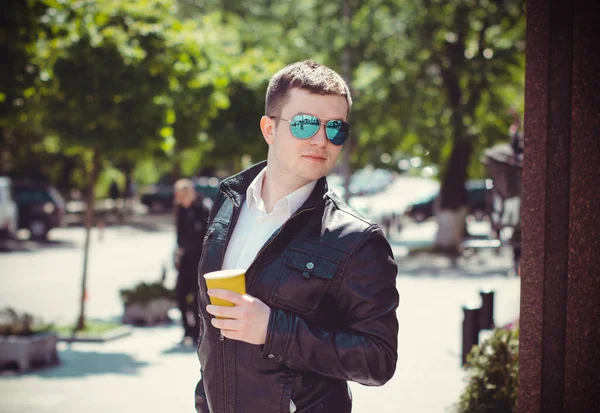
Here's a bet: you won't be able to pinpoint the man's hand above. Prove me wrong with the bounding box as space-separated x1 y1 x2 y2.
206 289 271 345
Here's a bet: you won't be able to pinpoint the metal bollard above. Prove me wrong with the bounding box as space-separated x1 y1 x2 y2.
462 303 481 366
479 288 495 330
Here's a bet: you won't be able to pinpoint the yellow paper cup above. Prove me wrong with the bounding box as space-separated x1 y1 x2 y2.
204 269 246 308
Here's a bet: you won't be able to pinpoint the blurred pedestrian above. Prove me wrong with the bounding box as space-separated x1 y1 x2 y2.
195 60 399 413
174 179 209 345
126 180 137 200
109 180 120 202
109 179 122 223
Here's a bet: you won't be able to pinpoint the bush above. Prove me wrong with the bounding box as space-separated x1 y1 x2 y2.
119 281 174 305
0 308 53 337
454 327 519 413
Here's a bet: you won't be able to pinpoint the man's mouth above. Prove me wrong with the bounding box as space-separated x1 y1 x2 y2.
303 154 327 161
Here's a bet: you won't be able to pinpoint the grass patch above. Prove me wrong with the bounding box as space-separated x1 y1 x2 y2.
52 320 123 336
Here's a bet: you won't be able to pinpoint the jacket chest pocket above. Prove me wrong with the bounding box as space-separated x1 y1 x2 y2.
269 248 338 316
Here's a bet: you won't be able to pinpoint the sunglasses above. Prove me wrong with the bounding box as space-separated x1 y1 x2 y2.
271 114 350 146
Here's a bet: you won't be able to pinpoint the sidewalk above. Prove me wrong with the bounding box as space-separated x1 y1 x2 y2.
0 220 520 413
0 325 200 413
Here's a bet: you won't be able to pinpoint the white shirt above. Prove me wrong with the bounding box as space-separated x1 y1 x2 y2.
222 167 317 271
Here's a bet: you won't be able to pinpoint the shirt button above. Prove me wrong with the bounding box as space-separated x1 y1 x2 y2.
302 271 310 279
306 262 315 270
268 354 276 359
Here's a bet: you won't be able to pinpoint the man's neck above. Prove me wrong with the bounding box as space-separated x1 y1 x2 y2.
261 170 309 214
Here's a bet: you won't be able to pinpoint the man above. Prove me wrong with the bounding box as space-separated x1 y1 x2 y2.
195 60 399 413
174 179 209 345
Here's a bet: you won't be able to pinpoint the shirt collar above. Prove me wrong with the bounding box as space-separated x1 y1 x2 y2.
245 167 317 216
246 167 266 211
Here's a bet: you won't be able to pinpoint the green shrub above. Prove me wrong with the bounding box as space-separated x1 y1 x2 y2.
0 308 53 337
454 327 519 413
119 281 174 305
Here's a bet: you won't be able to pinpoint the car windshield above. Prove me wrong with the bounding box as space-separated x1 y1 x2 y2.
48 187 65 207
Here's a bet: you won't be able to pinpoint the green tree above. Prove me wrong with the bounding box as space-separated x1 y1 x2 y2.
398 0 525 250
31 0 240 329
38 0 176 330
160 13 242 177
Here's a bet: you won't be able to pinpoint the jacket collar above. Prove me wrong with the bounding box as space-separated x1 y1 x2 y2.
219 160 328 213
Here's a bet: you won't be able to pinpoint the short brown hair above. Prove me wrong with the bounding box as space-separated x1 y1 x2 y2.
265 60 352 117
174 178 194 192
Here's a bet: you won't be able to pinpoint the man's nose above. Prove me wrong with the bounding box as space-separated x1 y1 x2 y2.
309 124 328 146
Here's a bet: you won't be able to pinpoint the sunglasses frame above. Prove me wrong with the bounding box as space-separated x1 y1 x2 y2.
269 114 350 146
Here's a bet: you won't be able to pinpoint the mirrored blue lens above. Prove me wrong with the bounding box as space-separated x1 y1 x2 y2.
289 114 320 139
325 120 349 146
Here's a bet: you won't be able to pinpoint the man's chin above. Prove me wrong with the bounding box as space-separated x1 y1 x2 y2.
300 169 328 183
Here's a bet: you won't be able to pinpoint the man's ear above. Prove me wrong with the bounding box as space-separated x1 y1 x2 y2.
260 116 275 145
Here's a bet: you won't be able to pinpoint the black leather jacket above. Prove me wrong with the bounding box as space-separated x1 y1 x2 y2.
176 197 210 259
195 162 399 413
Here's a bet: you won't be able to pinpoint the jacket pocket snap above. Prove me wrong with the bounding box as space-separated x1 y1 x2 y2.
270 248 338 315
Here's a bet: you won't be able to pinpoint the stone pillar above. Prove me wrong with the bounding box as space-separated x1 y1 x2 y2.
519 1 599 413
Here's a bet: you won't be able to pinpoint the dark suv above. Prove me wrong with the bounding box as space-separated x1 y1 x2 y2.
140 178 219 214
13 183 65 240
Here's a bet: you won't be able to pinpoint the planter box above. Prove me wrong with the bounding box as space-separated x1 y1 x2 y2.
122 298 175 325
0 332 59 372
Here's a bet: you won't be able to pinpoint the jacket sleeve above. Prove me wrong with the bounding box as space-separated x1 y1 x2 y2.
195 192 224 413
260 227 399 386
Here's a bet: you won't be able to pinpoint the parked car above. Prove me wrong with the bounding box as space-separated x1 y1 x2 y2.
404 179 489 222
139 184 174 214
140 177 219 214
13 182 66 240
0 177 19 240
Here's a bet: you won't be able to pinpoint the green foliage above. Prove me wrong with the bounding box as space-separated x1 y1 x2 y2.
95 164 125 199
454 328 519 413
191 0 525 178
35 0 176 155
133 157 171 186
119 281 175 305
0 307 53 337
3 0 526 188
0 0 50 128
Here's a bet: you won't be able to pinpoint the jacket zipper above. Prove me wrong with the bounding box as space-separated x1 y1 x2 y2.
218 189 315 412
219 191 241 413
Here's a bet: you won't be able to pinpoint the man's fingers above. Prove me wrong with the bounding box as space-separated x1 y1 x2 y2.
220 329 240 340
207 289 247 306
211 317 241 331
206 304 240 319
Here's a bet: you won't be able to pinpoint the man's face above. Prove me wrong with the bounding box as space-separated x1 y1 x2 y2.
175 187 195 207
262 88 348 187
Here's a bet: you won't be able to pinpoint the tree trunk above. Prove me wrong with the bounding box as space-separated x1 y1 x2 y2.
434 38 474 252
74 149 101 332
434 138 473 252
122 161 134 224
